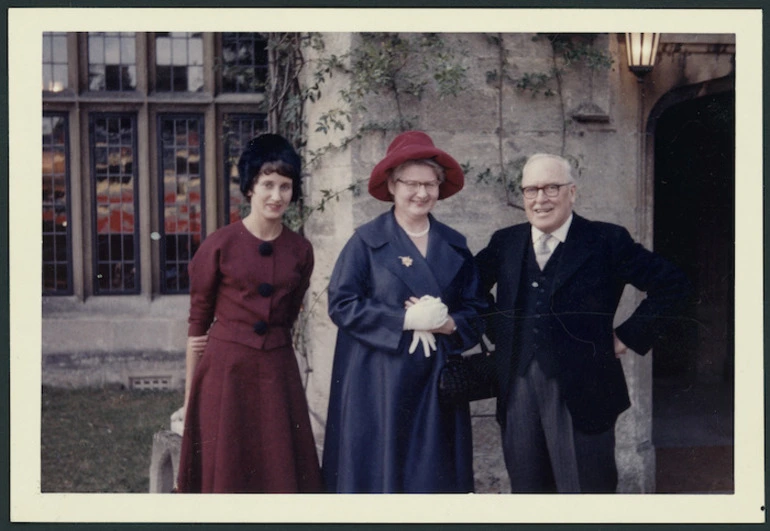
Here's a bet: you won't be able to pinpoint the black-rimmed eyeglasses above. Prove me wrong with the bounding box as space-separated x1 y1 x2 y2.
520 183 573 199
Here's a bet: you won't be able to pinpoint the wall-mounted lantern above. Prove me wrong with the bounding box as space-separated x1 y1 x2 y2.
625 33 660 79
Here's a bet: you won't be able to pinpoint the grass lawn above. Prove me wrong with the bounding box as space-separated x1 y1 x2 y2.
41 385 184 493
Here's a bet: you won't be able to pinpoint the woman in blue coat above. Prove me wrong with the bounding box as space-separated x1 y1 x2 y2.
322 131 487 493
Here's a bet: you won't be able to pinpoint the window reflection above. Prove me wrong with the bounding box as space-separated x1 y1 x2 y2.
222 33 268 93
42 114 71 293
155 32 204 93
87 32 136 91
43 32 68 92
157 37 171 65
91 114 138 293
159 115 205 293
104 35 120 64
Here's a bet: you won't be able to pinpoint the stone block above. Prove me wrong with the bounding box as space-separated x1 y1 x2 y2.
616 438 655 493
472 415 510 493
42 319 115 353
149 429 182 493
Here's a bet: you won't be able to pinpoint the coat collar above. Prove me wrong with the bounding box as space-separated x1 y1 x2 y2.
357 209 468 297
356 208 466 249
503 212 597 297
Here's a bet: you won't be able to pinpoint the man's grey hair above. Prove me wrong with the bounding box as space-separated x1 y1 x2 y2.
523 153 574 182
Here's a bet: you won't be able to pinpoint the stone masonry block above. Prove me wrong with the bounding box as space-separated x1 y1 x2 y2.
149 429 182 493
472 416 510 493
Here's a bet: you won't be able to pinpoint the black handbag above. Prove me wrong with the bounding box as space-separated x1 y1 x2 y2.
438 335 498 406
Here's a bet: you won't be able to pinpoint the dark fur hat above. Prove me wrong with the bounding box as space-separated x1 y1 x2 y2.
238 134 303 202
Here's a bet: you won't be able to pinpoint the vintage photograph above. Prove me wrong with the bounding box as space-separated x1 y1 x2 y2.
9 5 765 525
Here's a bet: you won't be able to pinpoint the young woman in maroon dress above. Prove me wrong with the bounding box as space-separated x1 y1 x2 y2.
175 134 322 493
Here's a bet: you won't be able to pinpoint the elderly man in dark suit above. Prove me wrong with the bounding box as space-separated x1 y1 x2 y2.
476 153 690 493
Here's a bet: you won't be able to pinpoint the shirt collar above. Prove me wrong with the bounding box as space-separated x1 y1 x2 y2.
531 213 574 244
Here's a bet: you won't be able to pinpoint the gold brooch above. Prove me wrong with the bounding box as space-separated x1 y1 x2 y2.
399 256 413 267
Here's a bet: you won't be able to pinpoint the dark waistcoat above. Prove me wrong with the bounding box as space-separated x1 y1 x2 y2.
513 240 565 377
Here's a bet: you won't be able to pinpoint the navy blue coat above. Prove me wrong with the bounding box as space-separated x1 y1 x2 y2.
322 209 487 493
476 213 690 433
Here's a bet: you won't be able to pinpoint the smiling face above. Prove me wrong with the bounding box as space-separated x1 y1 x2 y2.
248 171 294 222
521 156 576 233
386 162 441 222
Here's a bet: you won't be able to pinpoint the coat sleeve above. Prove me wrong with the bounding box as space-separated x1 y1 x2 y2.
611 225 691 354
474 231 503 345
327 234 407 352
187 238 221 337
475 231 501 296
442 253 488 355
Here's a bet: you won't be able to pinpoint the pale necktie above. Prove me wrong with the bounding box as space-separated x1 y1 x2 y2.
535 233 554 270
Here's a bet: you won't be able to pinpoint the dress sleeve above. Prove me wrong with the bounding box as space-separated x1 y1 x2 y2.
288 241 315 322
187 238 221 337
327 234 406 352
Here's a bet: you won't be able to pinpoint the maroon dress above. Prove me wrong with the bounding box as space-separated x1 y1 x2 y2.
177 220 322 493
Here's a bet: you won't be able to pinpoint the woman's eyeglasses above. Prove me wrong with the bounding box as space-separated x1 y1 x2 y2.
396 179 440 192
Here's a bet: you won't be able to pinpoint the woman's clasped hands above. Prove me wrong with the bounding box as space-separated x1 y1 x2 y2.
403 295 450 357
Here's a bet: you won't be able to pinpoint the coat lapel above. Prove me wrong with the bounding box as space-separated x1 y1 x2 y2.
372 211 443 297
501 225 530 303
425 217 466 294
551 214 596 294
381 237 442 297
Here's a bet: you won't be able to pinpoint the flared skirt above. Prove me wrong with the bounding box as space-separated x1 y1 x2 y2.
177 335 322 493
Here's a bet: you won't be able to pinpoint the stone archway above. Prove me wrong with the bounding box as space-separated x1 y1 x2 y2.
646 77 735 493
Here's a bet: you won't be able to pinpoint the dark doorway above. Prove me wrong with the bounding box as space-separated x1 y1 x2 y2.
653 90 735 385
651 89 735 493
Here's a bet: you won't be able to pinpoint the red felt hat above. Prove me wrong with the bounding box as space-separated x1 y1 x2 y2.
368 131 464 201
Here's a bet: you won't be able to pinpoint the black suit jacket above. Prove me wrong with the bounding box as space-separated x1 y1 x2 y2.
476 213 690 433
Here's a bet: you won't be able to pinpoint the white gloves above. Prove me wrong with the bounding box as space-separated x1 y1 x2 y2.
403 295 448 331
403 295 448 358
409 330 436 358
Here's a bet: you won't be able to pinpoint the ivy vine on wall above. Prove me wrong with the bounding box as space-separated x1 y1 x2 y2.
475 33 614 209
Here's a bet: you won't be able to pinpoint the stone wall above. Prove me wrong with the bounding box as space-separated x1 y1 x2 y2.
42 295 188 389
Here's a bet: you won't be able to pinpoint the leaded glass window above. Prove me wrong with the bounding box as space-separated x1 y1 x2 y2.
43 32 68 92
221 33 268 93
87 32 137 91
223 114 266 224
155 32 204 93
43 114 72 294
158 115 205 293
91 114 139 293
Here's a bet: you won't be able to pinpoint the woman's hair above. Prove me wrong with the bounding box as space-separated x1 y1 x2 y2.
389 158 446 183
238 134 303 202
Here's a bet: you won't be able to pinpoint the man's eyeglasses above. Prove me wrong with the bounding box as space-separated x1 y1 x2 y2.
520 182 573 199
396 179 441 192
